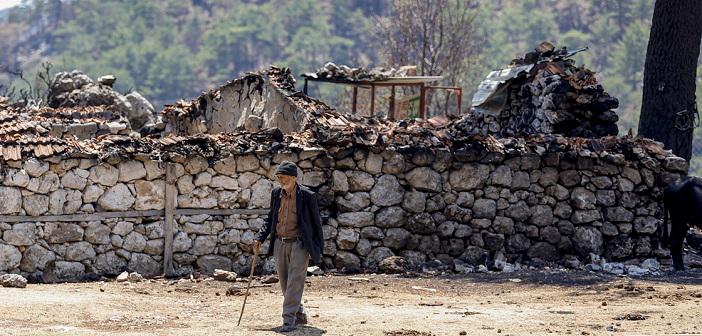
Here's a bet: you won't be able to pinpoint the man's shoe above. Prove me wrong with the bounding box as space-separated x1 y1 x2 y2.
295 315 308 325
280 324 296 332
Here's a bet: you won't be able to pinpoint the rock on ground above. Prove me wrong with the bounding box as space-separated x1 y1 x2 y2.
116 271 129 282
213 269 238 282
379 256 407 274
0 274 27 288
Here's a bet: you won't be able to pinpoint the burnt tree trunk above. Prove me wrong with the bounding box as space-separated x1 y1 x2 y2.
638 0 702 162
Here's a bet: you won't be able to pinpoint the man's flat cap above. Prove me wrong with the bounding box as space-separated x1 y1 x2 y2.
275 161 298 176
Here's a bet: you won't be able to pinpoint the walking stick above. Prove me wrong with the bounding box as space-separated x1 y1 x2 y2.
237 247 258 326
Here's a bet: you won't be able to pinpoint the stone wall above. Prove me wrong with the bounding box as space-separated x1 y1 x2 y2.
0 142 687 281
0 154 276 282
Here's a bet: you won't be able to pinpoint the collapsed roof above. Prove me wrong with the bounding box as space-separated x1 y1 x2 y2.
0 43 676 166
162 66 329 136
0 70 165 160
0 88 677 171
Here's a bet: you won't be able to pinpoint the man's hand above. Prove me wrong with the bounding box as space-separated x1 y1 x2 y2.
253 240 262 254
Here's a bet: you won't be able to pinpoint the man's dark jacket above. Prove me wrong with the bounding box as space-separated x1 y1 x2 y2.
256 184 324 265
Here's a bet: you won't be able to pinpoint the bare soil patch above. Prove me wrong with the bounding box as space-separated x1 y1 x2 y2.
1 270 701 335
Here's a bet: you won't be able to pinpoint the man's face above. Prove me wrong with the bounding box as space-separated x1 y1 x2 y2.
276 174 296 188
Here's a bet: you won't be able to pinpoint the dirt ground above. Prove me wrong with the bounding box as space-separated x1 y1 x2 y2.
1 270 701 336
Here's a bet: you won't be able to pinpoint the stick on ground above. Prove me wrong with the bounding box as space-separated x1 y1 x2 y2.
237 249 258 326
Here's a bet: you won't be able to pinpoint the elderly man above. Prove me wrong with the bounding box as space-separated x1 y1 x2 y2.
254 161 324 332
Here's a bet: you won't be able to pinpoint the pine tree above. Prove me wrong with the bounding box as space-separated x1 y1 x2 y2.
638 0 702 161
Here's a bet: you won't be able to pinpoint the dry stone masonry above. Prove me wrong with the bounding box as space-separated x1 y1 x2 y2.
0 136 686 281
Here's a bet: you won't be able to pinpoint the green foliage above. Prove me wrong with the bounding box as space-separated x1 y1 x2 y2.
600 20 650 134
2 0 375 107
2 0 702 174
689 64 702 175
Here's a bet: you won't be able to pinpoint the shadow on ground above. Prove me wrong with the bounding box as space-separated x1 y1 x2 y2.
253 325 326 335
434 268 702 287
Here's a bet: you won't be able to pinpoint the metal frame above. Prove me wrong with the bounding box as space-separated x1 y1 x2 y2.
302 76 461 119
422 86 463 118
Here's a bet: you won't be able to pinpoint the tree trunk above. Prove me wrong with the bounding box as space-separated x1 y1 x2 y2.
638 0 702 162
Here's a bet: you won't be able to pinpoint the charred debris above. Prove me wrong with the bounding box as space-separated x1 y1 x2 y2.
0 43 673 166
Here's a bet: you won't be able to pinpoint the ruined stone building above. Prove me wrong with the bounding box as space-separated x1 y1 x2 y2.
162 66 323 136
0 47 689 282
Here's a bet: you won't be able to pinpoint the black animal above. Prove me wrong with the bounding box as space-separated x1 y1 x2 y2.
662 177 702 270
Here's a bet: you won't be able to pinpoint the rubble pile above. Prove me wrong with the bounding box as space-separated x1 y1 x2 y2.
303 110 449 149
0 71 164 161
466 42 619 138
162 66 318 136
73 129 285 162
584 254 662 276
161 99 204 135
0 101 135 160
0 95 681 171
3 60 628 164
302 62 417 82
159 54 620 153
48 70 162 132
305 107 657 166
0 85 684 177
266 66 334 116
265 65 296 92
